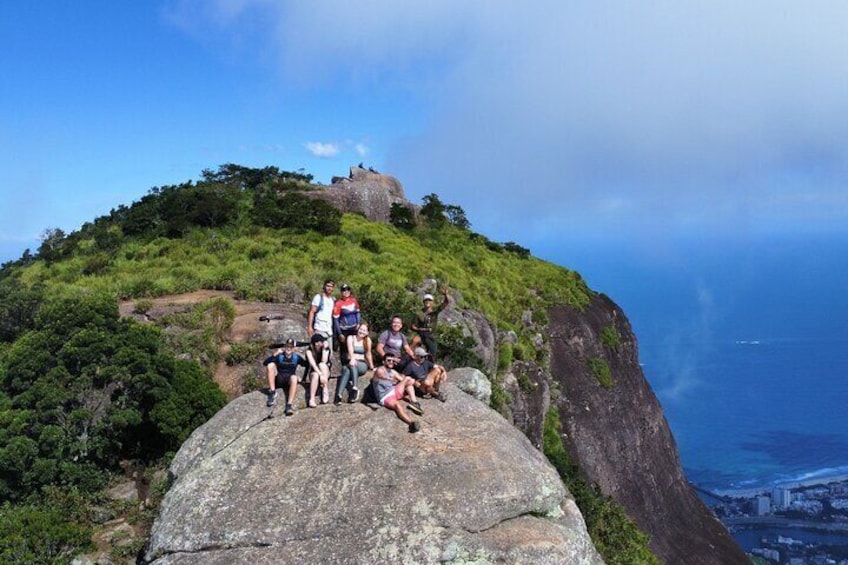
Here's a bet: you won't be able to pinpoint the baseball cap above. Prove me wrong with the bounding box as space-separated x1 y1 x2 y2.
341 283 351 291
310 333 326 344
414 347 428 357
423 294 434 302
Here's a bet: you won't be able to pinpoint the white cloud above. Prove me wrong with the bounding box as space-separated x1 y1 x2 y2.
354 143 368 157
175 0 848 240
304 141 340 159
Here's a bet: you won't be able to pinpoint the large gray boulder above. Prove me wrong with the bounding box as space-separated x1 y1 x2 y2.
144 384 603 564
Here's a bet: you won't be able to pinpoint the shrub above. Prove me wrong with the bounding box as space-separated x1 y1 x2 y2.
438 324 483 371
225 342 264 366
360 237 381 254
589 357 614 389
497 343 513 372
0 502 92 564
601 325 621 349
389 203 416 230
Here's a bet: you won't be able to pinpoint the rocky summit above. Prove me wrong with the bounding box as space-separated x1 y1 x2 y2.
143 382 604 564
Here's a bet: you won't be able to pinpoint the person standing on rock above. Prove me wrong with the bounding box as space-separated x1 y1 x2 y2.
305 333 332 407
336 322 374 405
403 347 448 402
332 283 361 350
307 279 336 340
377 315 415 371
264 338 307 416
370 353 422 433
410 286 450 359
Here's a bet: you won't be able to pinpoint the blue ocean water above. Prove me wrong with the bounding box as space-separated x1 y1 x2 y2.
537 234 848 493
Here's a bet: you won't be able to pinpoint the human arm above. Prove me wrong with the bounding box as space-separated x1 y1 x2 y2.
364 337 375 370
402 334 415 359
346 335 357 366
306 305 317 337
435 286 450 313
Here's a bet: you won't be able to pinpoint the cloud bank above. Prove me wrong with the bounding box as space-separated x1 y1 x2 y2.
169 0 848 241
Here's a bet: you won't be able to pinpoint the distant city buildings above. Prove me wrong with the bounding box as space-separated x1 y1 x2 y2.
754 495 771 516
773 487 793 510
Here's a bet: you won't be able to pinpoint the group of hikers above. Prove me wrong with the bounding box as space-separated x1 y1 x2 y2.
262 279 451 433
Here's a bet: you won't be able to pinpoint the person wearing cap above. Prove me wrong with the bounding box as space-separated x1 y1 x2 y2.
264 338 307 415
307 279 336 339
403 347 449 402
369 353 422 433
410 286 450 359
377 315 415 371
336 322 374 405
332 283 362 349
305 333 332 407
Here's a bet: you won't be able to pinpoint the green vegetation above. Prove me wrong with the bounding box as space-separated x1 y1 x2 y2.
0 164 600 560
543 407 658 565
601 325 621 349
589 357 615 389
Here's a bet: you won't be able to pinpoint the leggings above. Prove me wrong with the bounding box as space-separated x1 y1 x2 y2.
337 360 368 399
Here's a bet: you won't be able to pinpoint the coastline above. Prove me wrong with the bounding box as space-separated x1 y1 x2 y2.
705 473 848 499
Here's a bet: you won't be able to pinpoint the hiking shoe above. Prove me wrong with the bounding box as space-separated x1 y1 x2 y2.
284 403 294 416
334 396 342 406
266 390 277 407
437 391 448 403
349 387 361 403
408 401 424 416
409 421 421 433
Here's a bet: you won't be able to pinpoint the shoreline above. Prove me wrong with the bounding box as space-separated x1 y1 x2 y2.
698 472 848 499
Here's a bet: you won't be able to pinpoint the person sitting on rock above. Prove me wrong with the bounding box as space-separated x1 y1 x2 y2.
377 315 415 371
410 286 450 360
305 333 332 407
264 338 307 416
370 353 422 433
403 347 448 402
336 322 374 405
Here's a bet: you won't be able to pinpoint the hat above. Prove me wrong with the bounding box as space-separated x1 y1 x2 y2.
414 347 428 357
310 333 326 344
423 294 434 302
340 283 351 291
283 338 295 347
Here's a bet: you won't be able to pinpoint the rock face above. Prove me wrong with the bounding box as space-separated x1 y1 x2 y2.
539 294 748 565
144 384 604 564
311 167 409 223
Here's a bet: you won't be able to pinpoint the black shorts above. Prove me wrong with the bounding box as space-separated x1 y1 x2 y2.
274 373 296 390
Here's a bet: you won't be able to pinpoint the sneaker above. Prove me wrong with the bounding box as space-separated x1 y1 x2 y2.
321 386 330 405
408 401 424 416
437 391 448 403
284 403 294 416
334 396 342 406
409 421 421 433
308 399 317 408
266 390 277 407
349 387 361 403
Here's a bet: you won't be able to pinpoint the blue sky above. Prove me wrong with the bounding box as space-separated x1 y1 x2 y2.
3 1 848 265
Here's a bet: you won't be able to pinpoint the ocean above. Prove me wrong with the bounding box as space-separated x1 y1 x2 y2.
537 234 848 493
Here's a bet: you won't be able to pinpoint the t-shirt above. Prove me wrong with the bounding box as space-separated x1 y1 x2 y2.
310 293 335 335
378 330 408 358
264 352 306 377
403 359 434 381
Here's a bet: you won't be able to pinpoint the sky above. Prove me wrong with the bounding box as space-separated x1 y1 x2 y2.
3 0 848 267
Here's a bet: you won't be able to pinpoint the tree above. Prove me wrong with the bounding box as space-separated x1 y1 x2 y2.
445 204 470 229
389 203 416 230
420 193 447 228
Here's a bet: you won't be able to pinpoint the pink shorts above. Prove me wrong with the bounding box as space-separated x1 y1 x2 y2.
379 382 406 408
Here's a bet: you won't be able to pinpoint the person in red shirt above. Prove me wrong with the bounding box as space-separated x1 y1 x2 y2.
332 283 362 350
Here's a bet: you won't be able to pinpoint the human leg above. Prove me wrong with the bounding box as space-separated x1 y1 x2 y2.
319 363 330 404
308 371 319 407
337 365 352 404
266 364 278 406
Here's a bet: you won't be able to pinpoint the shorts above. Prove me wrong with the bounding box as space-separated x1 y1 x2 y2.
274 373 295 390
378 382 406 408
